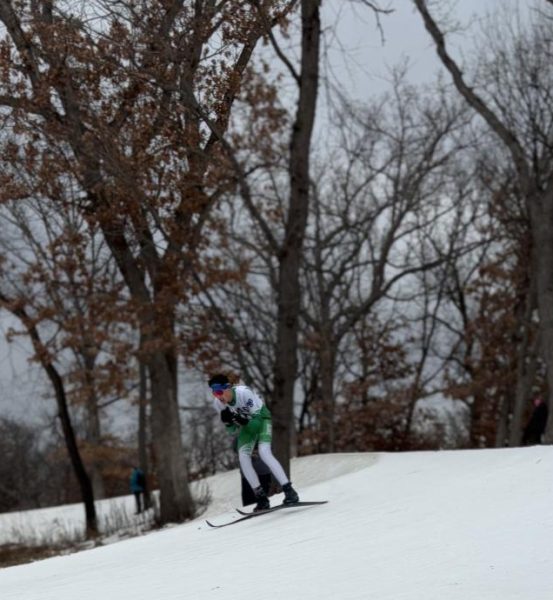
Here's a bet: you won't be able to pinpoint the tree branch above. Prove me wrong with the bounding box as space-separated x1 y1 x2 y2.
412 0 530 188
0 0 41 86
251 0 301 84
179 79 281 255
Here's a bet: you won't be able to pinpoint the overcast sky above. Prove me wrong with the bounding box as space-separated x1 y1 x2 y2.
323 0 529 101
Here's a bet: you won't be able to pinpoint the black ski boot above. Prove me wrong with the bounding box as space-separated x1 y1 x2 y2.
282 482 299 505
253 486 270 512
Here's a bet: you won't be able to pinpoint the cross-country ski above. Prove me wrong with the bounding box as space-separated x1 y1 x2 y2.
206 500 328 528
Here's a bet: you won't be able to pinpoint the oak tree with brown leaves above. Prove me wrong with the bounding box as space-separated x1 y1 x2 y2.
0 0 296 523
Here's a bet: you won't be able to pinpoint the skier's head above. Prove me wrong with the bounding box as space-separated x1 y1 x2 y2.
208 373 232 397
533 396 545 407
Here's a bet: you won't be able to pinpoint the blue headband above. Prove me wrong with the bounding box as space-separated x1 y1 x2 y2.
210 383 231 392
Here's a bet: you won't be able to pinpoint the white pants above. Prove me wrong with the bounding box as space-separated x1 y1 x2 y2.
238 442 289 491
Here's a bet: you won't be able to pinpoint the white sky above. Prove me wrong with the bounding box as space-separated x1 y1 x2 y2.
323 0 528 100
1 447 552 599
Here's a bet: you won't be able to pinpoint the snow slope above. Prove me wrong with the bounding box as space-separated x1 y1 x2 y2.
1 447 551 600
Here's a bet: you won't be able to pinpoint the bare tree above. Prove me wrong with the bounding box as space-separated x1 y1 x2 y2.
267 0 321 470
184 0 321 472
398 186 488 446
413 0 553 440
297 78 473 450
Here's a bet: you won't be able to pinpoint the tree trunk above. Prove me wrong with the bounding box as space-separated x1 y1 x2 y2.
138 360 151 509
495 394 510 448
508 291 538 446
100 211 194 524
318 339 336 452
271 0 320 473
48 364 98 538
529 188 553 441
148 349 194 523
83 350 106 499
469 389 494 448
402 381 423 449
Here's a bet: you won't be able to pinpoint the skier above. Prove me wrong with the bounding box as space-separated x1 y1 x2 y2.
208 373 299 511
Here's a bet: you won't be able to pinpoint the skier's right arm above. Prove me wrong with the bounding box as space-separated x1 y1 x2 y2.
220 407 234 424
219 407 238 433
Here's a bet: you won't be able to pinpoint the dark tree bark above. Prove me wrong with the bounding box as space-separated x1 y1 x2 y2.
507 281 539 447
81 347 105 499
271 0 321 472
45 359 98 538
138 360 151 509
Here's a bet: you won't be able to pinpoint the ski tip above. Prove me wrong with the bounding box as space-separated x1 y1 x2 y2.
206 519 234 528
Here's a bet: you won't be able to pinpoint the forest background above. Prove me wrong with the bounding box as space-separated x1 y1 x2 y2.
0 0 550 537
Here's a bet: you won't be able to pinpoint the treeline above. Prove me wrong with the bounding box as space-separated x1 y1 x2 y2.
0 1 551 533
0 417 133 513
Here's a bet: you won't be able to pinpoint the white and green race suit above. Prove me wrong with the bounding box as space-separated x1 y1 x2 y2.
213 385 272 454
213 384 290 491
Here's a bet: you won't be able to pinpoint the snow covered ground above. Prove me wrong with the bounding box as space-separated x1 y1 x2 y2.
1 447 552 600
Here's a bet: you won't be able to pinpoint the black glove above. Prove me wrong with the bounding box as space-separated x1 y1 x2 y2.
233 413 249 426
220 407 234 424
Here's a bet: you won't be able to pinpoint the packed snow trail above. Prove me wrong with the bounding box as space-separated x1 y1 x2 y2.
0 448 552 600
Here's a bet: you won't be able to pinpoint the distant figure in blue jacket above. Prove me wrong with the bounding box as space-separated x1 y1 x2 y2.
130 466 146 514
